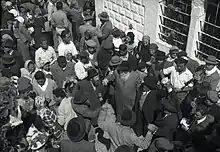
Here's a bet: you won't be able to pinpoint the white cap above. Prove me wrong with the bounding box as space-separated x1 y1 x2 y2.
5 1 12 7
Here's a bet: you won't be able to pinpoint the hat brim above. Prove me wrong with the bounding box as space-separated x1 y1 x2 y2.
205 59 218 65
109 60 122 66
155 56 167 60
119 111 136 126
2 58 16 65
73 96 88 104
98 14 109 21
84 16 93 21
67 117 86 142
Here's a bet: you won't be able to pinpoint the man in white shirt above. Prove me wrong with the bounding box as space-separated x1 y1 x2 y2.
75 50 93 80
35 38 57 68
58 29 78 58
162 57 193 103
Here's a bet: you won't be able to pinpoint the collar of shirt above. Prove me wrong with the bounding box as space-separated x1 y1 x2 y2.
120 53 129 61
38 78 48 91
197 116 207 124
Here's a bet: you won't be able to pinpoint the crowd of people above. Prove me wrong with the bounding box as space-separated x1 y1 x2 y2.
1 0 220 152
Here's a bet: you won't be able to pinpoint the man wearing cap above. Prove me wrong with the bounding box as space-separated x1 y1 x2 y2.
98 103 157 151
51 56 76 88
3 39 24 68
75 50 93 80
79 15 97 37
85 39 99 66
164 46 179 68
97 11 113 42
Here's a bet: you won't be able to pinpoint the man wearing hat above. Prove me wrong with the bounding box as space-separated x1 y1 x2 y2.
97 11 113 43
78 68 105 112
51 56 76 88
195 55 220 91
162 56 194 103
60 117 96 152
148 50 167 82
0 53 21 77
75 50 93 80
178 50 199 75
97 39 114 75
133 76 162 136
3 39 24 68
103 61 141 118
98 103 157 151
79 15 97 37
119 44 137 71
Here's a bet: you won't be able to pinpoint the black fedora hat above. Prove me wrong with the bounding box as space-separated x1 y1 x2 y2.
73 88 88 104
87 68 99 79
118 61 130 72
119 109 136 126
143 75 157 90
67 117 86 142
155 50 166 60
98 11 109 21
2 54 16 65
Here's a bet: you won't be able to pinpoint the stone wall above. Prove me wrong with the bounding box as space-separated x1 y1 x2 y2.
103 0 145 40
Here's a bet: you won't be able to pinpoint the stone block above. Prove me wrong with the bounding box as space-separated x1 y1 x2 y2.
141 17 144 25
125 10 133 19
136 24 144 32
119 23 126 31
107 2 112 10
119 7 125 16
137 31 143 41
133 0 142 5
112 4 119 12
122 16 129 25
131 3 138 13
123 1 130 10
133 13 141 23
116 0 123 6
115 13 121 22
139 6 145 16
111 0 116 3
104 1 108 8
113 20 119 28
109 11 115 18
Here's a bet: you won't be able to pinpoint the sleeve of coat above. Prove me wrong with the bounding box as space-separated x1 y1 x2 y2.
20 26 32 42
101 22 113 40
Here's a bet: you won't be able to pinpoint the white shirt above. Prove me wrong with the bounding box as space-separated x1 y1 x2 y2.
58 97 77 130
75 61 93 80
35 46 56 68
163 66 193 89
113 38 123 51
58 41 78 57
38 78 48 91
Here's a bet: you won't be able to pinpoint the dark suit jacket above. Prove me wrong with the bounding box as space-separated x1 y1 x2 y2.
100 20 113 40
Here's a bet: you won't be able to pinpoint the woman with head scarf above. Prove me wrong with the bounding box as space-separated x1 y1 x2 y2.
20 60 38 80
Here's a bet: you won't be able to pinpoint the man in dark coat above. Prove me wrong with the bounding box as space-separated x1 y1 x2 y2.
3 39 24 68
132 75 162 136
119 44 137 71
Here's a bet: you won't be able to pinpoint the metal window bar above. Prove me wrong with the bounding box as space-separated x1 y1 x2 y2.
159 24 188 37
200 20 220 29
159 32 184 45
197 40 220 52
195 49 220 62
199 31 220 43
160 3 191 16
159 15 189 27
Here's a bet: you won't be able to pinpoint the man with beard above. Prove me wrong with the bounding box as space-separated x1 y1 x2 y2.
103 61 141 119
79 68 105 112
